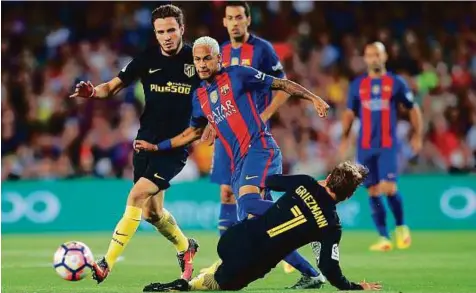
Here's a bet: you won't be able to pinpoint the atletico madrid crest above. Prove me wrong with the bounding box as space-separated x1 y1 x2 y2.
184 64 195 78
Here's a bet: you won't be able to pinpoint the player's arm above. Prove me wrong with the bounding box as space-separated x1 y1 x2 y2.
260 90 289 123
265 174 315 192
339 81 358 158
70 56 142 99
314 230 381 291
134 126 205 152
259 42 289 123
269 78 329 118
163 126 205 149
342 81 358 139
135 92 208 152
395 76 423 154
69 77 126 99
236 66 329 118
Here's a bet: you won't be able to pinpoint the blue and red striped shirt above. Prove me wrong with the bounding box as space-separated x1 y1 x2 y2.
347 73 415 149
190 66 278 168
221 34 285 116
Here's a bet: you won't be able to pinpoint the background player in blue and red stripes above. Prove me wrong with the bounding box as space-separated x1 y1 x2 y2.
340 42 423 252
210 2 289 240
135 36 330 289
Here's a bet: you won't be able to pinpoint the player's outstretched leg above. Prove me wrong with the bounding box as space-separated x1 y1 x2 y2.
92 179 156 283
286 274 326 290
382 182 411 249
143 194 199 281
283 251 325 289
368 186 392 252
200 185 235 275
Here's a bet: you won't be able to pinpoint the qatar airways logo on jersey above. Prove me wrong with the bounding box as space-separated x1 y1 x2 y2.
362 99 390 111
206 100 237 124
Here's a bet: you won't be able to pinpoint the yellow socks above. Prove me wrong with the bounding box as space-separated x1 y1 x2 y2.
189 273 221 290
105 206 142 270
153 208 189 252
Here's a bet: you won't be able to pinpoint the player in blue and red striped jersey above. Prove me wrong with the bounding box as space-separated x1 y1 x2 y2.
339 42 423 252
205 1 306 278
212 1 288 241
207 2 320 279
135 36 329 289
211 1 295 267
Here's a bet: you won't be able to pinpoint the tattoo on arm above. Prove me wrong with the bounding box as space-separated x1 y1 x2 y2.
271 78 317 102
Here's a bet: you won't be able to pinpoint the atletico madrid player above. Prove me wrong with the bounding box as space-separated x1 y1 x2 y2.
142 162 382 292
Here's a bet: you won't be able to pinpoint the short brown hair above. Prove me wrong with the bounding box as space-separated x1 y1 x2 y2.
151 4 184 27
225 1 251 17
327 161 369 202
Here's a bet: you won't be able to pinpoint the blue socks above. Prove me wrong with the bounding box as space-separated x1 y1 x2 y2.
218 204 238 236
369 196 389 238
237 193 273 220
238 193 319 278
284 251 319 277
387 192 404 226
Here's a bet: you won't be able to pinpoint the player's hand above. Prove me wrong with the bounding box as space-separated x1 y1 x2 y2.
410 134 423 154
201 124 216 146
133 140 140 153
359 281 382 290
313 98 330 118
69 81 96 99
134 140 158 152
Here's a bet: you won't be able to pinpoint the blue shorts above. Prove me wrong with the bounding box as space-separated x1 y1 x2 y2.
210 140 232 186
356 147 398 188
231 147 282 198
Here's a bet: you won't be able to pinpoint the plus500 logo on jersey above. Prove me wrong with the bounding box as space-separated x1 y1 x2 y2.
207 100 237 124
150 82 192 94
362 99 390 111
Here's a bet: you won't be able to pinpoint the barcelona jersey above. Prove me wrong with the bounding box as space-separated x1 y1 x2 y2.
191 66 278 170
221 34 285 114
347 73 415 186
347 73 415 150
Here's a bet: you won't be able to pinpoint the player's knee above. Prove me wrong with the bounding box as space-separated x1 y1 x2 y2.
380 181 397 196
220 185 236 204
128 178 160 206
238 185 260 197
128 189 151 205
142 206 163 224
367 185 380 197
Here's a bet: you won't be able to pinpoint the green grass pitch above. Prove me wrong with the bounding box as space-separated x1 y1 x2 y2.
2 231 475 293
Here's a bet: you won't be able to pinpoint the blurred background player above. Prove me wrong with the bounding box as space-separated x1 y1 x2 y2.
135 36 329 289
70 5 201 282
206 1 299 275
339 42 423 251
142 162 381 292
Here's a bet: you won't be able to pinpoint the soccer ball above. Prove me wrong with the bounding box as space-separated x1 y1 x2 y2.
53 241 94 281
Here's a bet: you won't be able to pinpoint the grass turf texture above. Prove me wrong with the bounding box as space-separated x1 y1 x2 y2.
2 231 475 293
